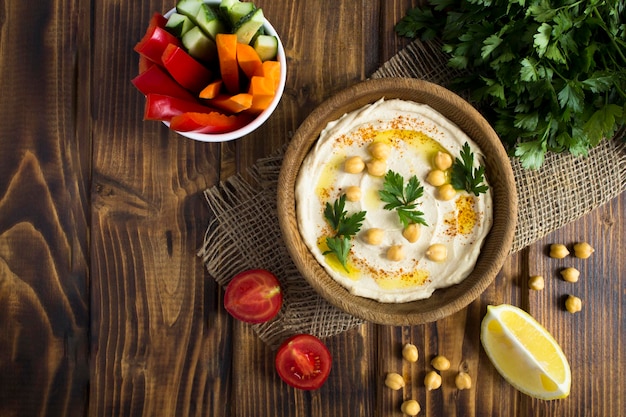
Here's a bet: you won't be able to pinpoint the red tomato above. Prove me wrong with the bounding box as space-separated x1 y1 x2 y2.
275 334 332 390
223 269 282 323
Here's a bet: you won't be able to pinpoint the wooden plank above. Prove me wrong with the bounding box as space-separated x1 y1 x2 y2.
523 194 625 417
89 1 229 416
0 0 91 415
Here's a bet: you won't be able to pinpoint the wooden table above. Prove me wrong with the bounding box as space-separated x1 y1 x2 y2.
0 0 623 416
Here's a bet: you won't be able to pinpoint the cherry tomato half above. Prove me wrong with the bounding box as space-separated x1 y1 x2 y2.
275 334 332 390
223 269 282 324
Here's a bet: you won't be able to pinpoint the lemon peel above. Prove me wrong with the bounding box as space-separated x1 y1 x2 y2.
480 304 571 400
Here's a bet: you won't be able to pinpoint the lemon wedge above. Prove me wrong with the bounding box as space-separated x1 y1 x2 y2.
480 304 571 400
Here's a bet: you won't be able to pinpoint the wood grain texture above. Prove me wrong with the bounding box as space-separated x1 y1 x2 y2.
0 0 90 415
0 0 623 416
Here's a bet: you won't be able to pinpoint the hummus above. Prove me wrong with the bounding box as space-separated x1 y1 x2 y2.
295 98 493 302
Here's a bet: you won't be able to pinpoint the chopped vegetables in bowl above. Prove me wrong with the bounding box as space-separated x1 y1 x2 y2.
132 0 286 142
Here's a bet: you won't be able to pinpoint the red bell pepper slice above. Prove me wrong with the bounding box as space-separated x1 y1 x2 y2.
132 65 196 101
169 111 251 134
134 24 181 64
161 44 212 93
138 54 154 73
148 12 168 29
144 94 217 121
144 94 215 121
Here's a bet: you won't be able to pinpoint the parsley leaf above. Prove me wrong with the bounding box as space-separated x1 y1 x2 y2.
450 142 489 196
322 194 366 271
395 0 626 169
323 236 352 271
379 171 428 228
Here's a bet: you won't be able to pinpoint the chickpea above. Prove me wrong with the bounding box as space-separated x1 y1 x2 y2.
573 242 594 259
560 267 580 283
402 223 421 243
565 295 582 313
400 400 421 416
425 243 447 262
387 245 405 262
549 243 569 259
426 169 446 187
344 185 362 202
431 355 451 371
402 343 419 363
434 151 453 170
363 228 384 245
369 141 391 160
385 372 405 390
344 156 365 174
455 372 472 390
528 275 545 291
366 159 387 177
424 371 442 391
436 183 456 201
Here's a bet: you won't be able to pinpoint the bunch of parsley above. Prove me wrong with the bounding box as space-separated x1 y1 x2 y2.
396 0 626 169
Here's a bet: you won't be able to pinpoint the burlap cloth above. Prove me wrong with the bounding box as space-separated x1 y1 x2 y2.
198 39 626 349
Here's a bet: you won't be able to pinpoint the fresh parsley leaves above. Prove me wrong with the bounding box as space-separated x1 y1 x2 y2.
379 170 428 228
322 194 366 271
450 142 489 196
395 0 626 169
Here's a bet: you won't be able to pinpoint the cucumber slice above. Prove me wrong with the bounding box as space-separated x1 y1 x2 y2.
165 12 195 37
176 0 204 22
227 2 256 26
196 4 227 39
219 0 239 20
253 34 278 61
182 26 217 62
233 8 264 45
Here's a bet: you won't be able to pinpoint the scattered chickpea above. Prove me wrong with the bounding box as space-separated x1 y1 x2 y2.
434 151 453 170
426 169 446 187
402 343 419 363
402 223 421 243
455 372 472 390
560 267 580 283
362 228 384 245
565 295 582 314
368 141 391 160
344 185 362 202
549 243 570 259
573 242 594 259
400 400 421 416
528 275 545 291
425 243 447 262
344 156 365 174
387 245 405 262
436 183 456 201
385 372 405 390
430 355 451 371
424 371 442 391
366 159 387 177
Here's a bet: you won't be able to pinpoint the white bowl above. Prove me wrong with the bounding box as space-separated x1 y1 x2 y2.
162 1 286 142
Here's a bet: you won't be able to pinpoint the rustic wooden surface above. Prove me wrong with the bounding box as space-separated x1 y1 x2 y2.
0 0 623 416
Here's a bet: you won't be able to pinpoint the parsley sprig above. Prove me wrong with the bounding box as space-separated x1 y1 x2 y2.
396 0 626 169
323 194 366 272
379 170 428 228
450 142 489 196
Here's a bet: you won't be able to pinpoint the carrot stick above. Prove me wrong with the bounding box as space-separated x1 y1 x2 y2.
216 33 240 94
208 93 253 113
236 43 262 79
199 79 223 99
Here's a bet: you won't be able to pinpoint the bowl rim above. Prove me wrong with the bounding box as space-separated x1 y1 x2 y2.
162 1 287 142
277 77 518 325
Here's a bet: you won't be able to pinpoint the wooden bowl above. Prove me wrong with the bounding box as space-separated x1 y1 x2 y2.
277 78 517 325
